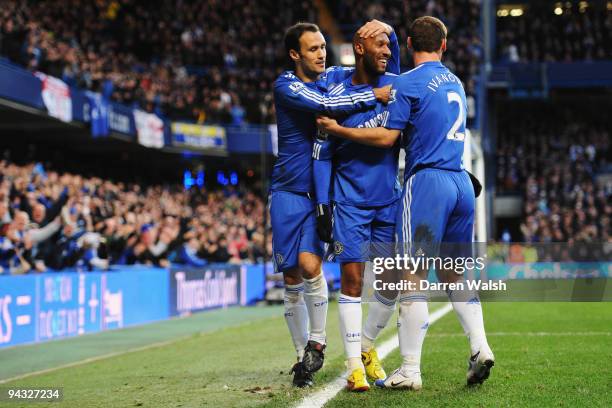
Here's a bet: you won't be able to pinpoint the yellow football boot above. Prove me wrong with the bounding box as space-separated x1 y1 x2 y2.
346 367 370 392
362 348 386 381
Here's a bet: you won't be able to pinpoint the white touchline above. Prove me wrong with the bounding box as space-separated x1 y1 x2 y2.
295 302 454 408
428 331 612 337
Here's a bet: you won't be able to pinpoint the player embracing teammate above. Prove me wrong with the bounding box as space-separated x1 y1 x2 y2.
317 16 495 390
312 24 403 391
272 20 394 387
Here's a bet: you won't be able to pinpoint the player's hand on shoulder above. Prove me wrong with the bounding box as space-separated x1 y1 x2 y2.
373 85 392 104
316 115 339 134
357 19 392 38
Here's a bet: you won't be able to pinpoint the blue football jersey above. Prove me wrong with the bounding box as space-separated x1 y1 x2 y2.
384 61 467 181
272 31 400 194
314 73 401 207
272 69 377 193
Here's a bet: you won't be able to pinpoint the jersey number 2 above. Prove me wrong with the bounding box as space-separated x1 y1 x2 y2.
446 91 465 141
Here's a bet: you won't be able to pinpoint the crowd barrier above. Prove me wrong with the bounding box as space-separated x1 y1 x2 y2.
1 261 609 348
0 263 338 348
0 266 168 348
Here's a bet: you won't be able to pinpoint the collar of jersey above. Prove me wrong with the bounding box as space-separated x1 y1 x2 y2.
285 70 321 88
342 71 375 91
415 61 444 68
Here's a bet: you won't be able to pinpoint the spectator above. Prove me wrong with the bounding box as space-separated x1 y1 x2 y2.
0 0 319 124
330 0 483 99
0 159 268 273
496 102 611 243
496 2 611 62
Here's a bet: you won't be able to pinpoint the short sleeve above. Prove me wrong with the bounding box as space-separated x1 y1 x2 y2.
385 76 416 130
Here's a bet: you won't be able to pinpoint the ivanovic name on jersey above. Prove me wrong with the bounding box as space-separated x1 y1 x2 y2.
385 61 468 180
425 72 461 93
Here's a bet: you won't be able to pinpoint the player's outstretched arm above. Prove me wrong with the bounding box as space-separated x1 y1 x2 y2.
316 116 400 148
274 75 378 116
387 30 400 75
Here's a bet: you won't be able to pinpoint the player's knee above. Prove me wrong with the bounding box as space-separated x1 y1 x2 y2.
436 267 463 284
341 272 363 297
301 267 321 280
303 272 325 291
375 290 398 308
341 285 361 297
284 269 303 286
299 253 322 280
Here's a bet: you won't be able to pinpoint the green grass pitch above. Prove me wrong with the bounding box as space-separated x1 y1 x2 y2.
1 301 611 407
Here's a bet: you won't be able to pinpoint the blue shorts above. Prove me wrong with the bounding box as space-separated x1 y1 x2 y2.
332 200 398 263
396 169 474 255
270 191 325 273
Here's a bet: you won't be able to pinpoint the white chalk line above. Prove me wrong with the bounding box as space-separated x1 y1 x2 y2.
428 331 611 338
295 303 454 408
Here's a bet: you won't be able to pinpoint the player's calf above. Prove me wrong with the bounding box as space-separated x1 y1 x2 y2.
299 254 328 374
300 253 328 348
361 291 397 380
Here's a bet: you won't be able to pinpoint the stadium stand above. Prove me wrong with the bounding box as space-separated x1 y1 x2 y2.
1 0 610 272
329 0 483 98
495 101 611 243
0 160 268 274
0 0 318 124
496 1 612 63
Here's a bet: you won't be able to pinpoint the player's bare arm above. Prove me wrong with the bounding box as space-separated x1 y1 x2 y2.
372 85 392 104
316 115 400 148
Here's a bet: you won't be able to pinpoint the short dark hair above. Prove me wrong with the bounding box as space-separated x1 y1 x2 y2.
284 22 320 67
409 16 447 53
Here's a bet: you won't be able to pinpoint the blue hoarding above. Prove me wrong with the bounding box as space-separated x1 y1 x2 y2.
169 265 241 316
226 125 273 154
0 266 168 348
0 60 44 109
239 262 341 306
108 102 136 136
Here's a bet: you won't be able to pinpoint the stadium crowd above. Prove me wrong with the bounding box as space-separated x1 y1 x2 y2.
0 0 317 124
497 2 612 62
330 0 483 98
3 0 610 127
0 0 489 125
0 160 268 274
496 103 611 244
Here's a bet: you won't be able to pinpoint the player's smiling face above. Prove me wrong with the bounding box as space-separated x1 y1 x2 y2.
296 31 327 78
363 33 391 75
